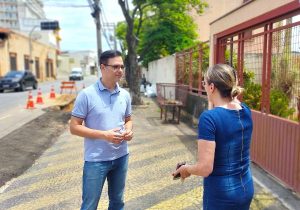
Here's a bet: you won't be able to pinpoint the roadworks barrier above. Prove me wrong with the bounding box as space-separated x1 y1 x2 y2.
26 91 35 109
49 85 56 99
36 88 44 104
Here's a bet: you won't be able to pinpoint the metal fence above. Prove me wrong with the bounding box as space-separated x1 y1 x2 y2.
217 15 300 122
174 3 300 194
216 10 300 193
175 42 209 96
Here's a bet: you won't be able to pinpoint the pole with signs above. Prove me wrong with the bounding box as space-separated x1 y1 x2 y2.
28 21 60 72
29 25 39 71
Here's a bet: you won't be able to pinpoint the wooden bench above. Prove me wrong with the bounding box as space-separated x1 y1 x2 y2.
60 81 77 94
156 83 188 124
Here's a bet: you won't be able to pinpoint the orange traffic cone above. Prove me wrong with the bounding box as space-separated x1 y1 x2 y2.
26 91 35 109
36 88 44 104
50 85 56 99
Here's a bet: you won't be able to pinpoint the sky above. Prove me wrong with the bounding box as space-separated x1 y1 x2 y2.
43 0 127 52
43 1 300 53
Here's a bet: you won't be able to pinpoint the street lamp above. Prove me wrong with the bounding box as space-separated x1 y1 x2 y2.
29 25 40 71
28 21 60 72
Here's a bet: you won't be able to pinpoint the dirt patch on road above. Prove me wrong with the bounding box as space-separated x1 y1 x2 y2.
0 108 71 188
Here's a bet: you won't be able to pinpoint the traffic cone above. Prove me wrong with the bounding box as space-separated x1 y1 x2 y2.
50 85 56 99
26 91 35 109
36 88 44 104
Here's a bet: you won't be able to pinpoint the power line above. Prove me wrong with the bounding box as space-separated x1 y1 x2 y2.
100 13 112 50
42 4 89 7
42 0 89 7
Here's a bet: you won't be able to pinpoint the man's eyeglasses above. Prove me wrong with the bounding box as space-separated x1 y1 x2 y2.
103 64 125 71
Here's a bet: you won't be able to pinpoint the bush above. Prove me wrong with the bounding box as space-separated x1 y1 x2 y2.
270 89 295 118
242 70 295 118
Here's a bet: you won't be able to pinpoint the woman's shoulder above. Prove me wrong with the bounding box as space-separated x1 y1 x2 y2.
240 102 252 113
199 109 218 123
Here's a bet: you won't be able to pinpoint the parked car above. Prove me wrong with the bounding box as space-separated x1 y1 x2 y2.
69 67 84 81
0 70 38 92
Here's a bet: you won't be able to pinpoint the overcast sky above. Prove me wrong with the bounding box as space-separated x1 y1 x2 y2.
43 0 126 52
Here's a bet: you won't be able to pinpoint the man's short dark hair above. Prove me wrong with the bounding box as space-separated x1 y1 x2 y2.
100 50 122 65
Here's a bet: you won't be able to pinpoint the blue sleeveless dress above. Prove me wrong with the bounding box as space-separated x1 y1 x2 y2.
198 103 254 210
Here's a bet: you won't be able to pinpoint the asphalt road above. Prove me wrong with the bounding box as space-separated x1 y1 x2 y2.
0 74 98 188
0 75 98 139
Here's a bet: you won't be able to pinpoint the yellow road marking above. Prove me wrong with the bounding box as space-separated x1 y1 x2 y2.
0 169 81 202
18 142 185 182
37 136 180 165
0 151 192 203
9 185 81 210
124 176 200 202
15 158 83 180
146 187 203 210
250 193 277 210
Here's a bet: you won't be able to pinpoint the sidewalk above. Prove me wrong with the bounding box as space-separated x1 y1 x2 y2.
0 96 299 209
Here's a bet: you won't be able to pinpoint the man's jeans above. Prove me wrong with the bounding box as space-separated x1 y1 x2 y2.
80 154 129 210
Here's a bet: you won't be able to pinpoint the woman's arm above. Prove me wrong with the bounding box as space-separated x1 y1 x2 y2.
173 140 215 179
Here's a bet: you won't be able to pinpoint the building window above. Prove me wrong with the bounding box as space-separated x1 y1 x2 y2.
35 57 40 79
46 59 54 78
9 52 17 70
24 55 30 70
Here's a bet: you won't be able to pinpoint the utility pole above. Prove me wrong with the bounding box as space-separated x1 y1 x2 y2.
87 0 102 77
88 0 102 64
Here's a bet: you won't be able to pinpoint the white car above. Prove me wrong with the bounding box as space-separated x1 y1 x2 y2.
69 68 84 81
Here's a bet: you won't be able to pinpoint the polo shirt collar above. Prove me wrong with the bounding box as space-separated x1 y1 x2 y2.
97 79 120 93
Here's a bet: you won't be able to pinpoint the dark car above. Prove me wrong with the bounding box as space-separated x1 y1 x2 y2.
0 70 38 92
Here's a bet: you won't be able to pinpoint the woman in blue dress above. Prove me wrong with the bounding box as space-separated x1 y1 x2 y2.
173 64 254 210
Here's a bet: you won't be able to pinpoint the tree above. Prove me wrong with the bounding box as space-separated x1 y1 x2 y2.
118 0 207 105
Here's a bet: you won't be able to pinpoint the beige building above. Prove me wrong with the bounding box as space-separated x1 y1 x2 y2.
190 0 246 42
0 28 57 81
57 51 97 77
209 0 295 65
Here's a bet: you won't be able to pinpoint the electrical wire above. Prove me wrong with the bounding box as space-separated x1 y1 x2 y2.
42 0 89 8
100 13 112 50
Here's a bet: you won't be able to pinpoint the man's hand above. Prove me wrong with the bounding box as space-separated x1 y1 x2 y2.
123 129 133 141
104 128 125 144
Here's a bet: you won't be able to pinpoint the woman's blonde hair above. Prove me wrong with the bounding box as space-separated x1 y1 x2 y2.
205 64 243 98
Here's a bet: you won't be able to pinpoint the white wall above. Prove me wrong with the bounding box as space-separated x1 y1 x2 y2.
145 54 176 86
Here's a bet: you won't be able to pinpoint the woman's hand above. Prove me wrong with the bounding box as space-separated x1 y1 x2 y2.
172 164 191 181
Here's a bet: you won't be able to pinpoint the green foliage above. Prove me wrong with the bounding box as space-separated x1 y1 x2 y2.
271 54 297 100
115 22 127 50
116 0 208 67
225 49 238 69
242 70 262 110
270 89 295 118
242 70 295 118
201 43 210 71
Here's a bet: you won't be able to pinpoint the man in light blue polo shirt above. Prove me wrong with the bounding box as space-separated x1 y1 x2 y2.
70 50 133 210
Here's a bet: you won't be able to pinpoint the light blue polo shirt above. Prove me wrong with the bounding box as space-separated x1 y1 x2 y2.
72 79 132 161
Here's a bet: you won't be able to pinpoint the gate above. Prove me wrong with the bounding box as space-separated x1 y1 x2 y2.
215 3 300 193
